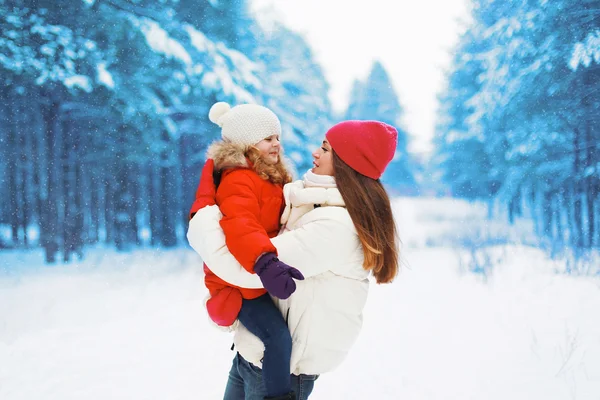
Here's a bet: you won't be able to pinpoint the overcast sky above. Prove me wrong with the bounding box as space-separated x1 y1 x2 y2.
250 0 472 153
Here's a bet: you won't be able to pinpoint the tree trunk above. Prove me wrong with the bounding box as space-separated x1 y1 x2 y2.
40 96 63 263
104 177 114 245
595 196 600 248
89 172 100 244
113 157 134 252
32 91 47 240
0 86 8 229
150 157 161 246
7 111 19 246
554 192 564 245
572 128 584 249
160 157 178 247
61 115 84 262
529 188 541 237
18 89 33 247
508 190 522 225
542 190 553 240
583 69 597 248
136 163 149 246
130 163 141 246
78 125 91 247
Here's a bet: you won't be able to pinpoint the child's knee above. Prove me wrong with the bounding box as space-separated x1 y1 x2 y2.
269 326 292 352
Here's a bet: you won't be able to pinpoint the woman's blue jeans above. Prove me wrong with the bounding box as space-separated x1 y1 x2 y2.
223 352 318 400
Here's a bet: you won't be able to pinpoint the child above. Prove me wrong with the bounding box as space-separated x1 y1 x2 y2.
189 102 303 400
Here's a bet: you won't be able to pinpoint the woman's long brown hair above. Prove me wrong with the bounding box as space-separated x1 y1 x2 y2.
333 151 399 283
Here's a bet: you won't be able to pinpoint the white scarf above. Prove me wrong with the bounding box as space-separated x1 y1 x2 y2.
280 170 344 229
302 170 337 188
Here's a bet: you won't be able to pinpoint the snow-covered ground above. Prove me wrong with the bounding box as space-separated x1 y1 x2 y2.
1 197 599 399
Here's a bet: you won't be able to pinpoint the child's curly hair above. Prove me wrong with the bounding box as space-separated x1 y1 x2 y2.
246 146 293 185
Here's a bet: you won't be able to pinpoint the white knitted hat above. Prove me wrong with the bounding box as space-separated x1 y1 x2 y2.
208 102 281 146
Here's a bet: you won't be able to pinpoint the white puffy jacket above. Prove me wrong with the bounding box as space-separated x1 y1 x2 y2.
187 175 370 375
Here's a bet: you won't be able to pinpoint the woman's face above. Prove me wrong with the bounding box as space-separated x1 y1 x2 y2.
255 135 281 164
312 138 334 176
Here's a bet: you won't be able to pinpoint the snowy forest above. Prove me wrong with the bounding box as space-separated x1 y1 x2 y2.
435 0 599 254
0 0 598 264
0 0 415 262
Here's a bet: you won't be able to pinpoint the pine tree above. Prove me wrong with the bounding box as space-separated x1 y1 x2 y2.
345 61 416 191
433 29 501 200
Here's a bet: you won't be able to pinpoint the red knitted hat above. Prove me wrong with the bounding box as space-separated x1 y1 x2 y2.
325 120 398 179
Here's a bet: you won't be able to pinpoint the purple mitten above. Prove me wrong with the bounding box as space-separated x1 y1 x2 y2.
254 253 304 299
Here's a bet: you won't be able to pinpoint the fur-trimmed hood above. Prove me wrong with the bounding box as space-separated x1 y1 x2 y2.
207 141 250 171
207 141 292 185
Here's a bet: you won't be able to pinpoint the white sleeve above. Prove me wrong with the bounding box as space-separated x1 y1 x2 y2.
187 205 263 289
272 207 357 279
187 205 357 285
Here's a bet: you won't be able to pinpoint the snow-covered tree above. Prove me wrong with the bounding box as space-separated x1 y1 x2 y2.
435 0 600 251
345 61 416 191
433 30 501 200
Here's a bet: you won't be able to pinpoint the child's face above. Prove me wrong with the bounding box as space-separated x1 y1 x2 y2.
312 138 334 176
255 135 281 164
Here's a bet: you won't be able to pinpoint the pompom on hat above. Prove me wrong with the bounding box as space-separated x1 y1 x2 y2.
325 120 398 180
209 102 281 146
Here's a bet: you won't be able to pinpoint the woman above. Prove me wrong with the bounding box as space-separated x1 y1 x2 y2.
188 120 400 400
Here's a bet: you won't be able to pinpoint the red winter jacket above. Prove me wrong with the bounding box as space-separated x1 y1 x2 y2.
189 142 290 326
